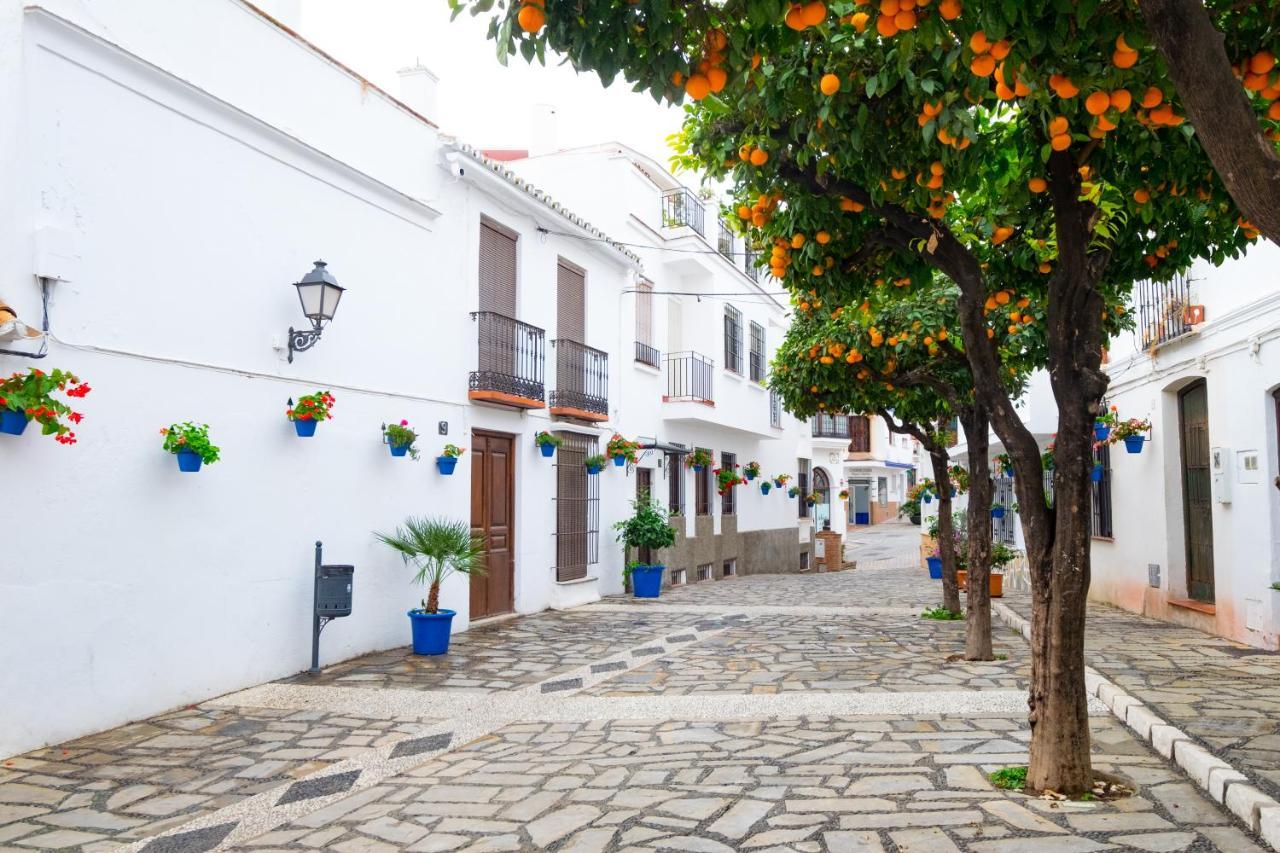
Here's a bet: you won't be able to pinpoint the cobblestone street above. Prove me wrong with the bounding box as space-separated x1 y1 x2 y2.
3 547 1276 852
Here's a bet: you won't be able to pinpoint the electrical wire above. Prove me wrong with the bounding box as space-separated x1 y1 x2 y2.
535 225 766 261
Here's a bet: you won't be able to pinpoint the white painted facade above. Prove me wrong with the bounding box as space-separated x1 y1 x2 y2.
0 1 812 758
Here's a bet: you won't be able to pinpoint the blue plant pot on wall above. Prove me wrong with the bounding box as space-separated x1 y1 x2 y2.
991 506 1006 519
540 443 556 458
1094 422 1111 442
746 471 756 481
294 419 318 437
693 464 705 473
760 482 772 495
0 409 30 436
1124 435 1145 454
926 556 943 579
923 494 933 504
389 443 409 457
437 456 458 475
631 565 664 598
408 609 456 655
613 455 626 467
587 463 602 475
1091 464 1104 482
175 450 203 473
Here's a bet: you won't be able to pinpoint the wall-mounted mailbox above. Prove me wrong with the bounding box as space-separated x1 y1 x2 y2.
317 564 353 617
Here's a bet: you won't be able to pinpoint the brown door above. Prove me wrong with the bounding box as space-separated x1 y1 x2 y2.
470 430 515 618
1179 381 1215 602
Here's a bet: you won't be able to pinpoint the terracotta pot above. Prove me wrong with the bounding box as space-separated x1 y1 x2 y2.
956 569 967 588
956 570 1004 598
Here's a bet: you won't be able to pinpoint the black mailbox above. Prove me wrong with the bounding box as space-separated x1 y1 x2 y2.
317 565 353 617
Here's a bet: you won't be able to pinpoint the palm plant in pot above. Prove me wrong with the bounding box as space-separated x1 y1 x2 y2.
614 498 677 598
375 517 486 656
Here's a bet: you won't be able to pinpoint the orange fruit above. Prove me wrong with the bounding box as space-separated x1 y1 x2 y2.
820 73 841 95
1141 86 1163 108
1113 49 1138 69
736 205 751 219
880 0 899 13
707 67 728 92
1116 34 1134 52
785 5 806 29
801 0 828 26
1269 101 1280 120
876 14 899 37
1251 50 1276 75
1028 177 1047 193
989 40 1011 60
895 9 917 29
1110 89 1132 112
939 0 961 20
971 54 996 76
1096 114 1117 132
1048 115 1069 135
1051 133 1070 150
1245 72 1269 92
923 100 942 117
970 31 990 53
516 4 545 32
1085 91 1111 115
1134 188 1150 204
791 233 806 248
1056 78 1079 98
816 230 831 244
850 12 870 31
684 74 711 100
671 71 684 86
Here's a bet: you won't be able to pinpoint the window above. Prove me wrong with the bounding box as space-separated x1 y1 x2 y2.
667 451 684 515
721 451 737 515
800 551 810 572
635 280 659 367
698 563 713 581
1091 441 1114 538
555 432 599 581
798 458 811 519
723 559 737 577
770 388 782 428
478 219 518 316
696 448 712 515
749 322 766 383
993 473 1017 545
877 476 888 507
724 305 743 373
670 567 688 585
850 416 871 453
636 468 654 564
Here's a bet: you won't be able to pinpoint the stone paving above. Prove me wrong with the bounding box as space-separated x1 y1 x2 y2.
0 550 1270 853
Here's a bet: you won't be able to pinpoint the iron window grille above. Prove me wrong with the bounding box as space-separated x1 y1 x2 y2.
798 458 810 519
743 248 760 281
696 448 712 516
717 221 734 259
1136 272 1194 349
554 431 599 581
665 351 714 403
724 305 743 374
721 451 737 515
666 449 685 515
551 339 609 417
749 322 766 383
993 475 1017 545
1091 441 1114 539
812 414 851 439
469 311 546 403
770 388 782 428
660 187 706 236
635 341 661 368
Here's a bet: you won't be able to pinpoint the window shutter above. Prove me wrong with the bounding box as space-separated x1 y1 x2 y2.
479 222 517 317
636 280 653 346
557 261 586 342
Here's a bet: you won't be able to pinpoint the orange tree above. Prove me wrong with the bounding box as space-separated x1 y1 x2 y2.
457 0 1256 793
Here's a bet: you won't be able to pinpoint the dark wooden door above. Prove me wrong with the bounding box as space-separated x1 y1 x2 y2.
1178 381 1215 602
470 431 514 618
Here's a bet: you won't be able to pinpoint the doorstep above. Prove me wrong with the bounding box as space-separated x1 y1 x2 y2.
1168 597 1217 616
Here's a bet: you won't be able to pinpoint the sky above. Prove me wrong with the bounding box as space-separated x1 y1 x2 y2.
296 0 686 166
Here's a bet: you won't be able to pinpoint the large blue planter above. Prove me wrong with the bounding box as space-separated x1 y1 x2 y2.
631 565 664 598
613 454 627 467
587 463 602 475
0 409 30 436
991 506 1006 519
294 418 318 437
1094 422 1111 442
437 456 458 475
760 482 772 495
927 556 943 579
540 443 556 458
408 609 456 655
389 443 409 457
1124 435 1145 454
1091 464 1104 482
175 450 203 473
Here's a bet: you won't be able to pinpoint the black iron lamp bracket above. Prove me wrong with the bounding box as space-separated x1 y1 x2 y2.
287 324 322 363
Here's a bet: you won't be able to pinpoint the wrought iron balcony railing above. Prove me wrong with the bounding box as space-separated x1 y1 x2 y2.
665 351 714 404
468 311 545 408
811 414 851 439
635 340 661 368
551 339 609 419
1136 272 1194 349
660 188 706 236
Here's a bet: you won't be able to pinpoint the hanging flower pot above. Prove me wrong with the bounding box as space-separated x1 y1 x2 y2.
383 420 420 459
176 450 203 473
287 391 335 437
760 482 772 495
924 494 933 504
606 433 639 468
0 368 90 444
541 443 556 458
162 422 220 473
585 454 606 475
0 409 30 436
613 454 627 467
788 486 799 499
437 444 465 475
1094 421 1111 442
389 443 409 457
1124 435 1145 454
294 418 318 437
684 448 713 473
926 556 943 579
1091 463 1104 482
744 461 761 481
991 505 1006 519
535 431 561 458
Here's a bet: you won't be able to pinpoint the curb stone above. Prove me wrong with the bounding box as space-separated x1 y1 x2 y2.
992 601 1280 851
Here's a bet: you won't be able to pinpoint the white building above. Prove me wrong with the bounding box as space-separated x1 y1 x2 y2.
0 0 814 758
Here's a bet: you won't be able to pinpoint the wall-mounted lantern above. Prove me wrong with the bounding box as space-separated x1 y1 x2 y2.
288 260 345 363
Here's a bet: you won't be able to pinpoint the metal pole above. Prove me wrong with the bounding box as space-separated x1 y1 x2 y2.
309 541 322 674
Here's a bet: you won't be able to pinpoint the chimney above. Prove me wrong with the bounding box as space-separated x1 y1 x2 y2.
254 0 302 32
397 63 440 122
529 104 559 156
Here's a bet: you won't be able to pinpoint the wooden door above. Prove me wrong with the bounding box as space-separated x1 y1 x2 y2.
470 431 515 618
1179 381 1215 602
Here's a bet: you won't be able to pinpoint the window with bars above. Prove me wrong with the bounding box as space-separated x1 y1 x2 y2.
850 416 871 453
721 451 737 515
724 305 743 374
667 451 684 515
749 322 765 383
696 448 712 515
1092 441 1114 539
636 468 654 564
770 388 782 428
555 432 599 581
993 475 1017 545
798 458 810 519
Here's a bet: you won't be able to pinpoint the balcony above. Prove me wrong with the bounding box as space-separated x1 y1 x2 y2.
551 339 609 422
811 414 851 439
635 340 661 369
661 188 706 236
743 248 760 281
1136 272 1195 349
664 351 714 405
468 311 545 409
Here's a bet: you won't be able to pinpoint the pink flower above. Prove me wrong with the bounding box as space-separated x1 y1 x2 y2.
400 419 409 426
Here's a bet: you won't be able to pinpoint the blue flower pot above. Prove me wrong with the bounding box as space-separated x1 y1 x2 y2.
1091 464 1104 482
1124 435 1145 454
613 454 626 467
389 443 409 457
437 456 458 475
540 443 556 458
587 463 602 475
294 418 318 437
176 450 203 473
1094 422 1111 442
631 565 664 598
693 464 704 473
746 471 756 481
0 409 30 436
991 506 1006 519
927 556 943 580
924 495 933 504
408 609 456 655
760 483 772 495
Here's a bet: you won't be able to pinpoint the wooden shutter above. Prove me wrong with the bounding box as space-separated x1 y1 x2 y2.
479 221 517 316
636 280 653 346
557 261 586 342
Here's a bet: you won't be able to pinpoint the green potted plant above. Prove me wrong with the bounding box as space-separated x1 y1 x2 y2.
383 420 419 459
1094 405 1119 441
989 541 1021 598
287 391 335 437
535 431 562 458
714 466 743 495
995 452 1014 479
614 498 677 598
0 367 90 443
585 453 608 475
375 517 486 655
606 433 639 467
437 443 466 475
684 447 713 472
1110 416 1151 454
991 502 1006 519
161 422 220 472
775 473 792 489
744 460 761 481
788 485 800 499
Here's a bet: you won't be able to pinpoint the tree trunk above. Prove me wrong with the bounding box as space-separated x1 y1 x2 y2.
1138 0 1280 245
960 405 994 661
930 449 960 614
426 580 441 614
